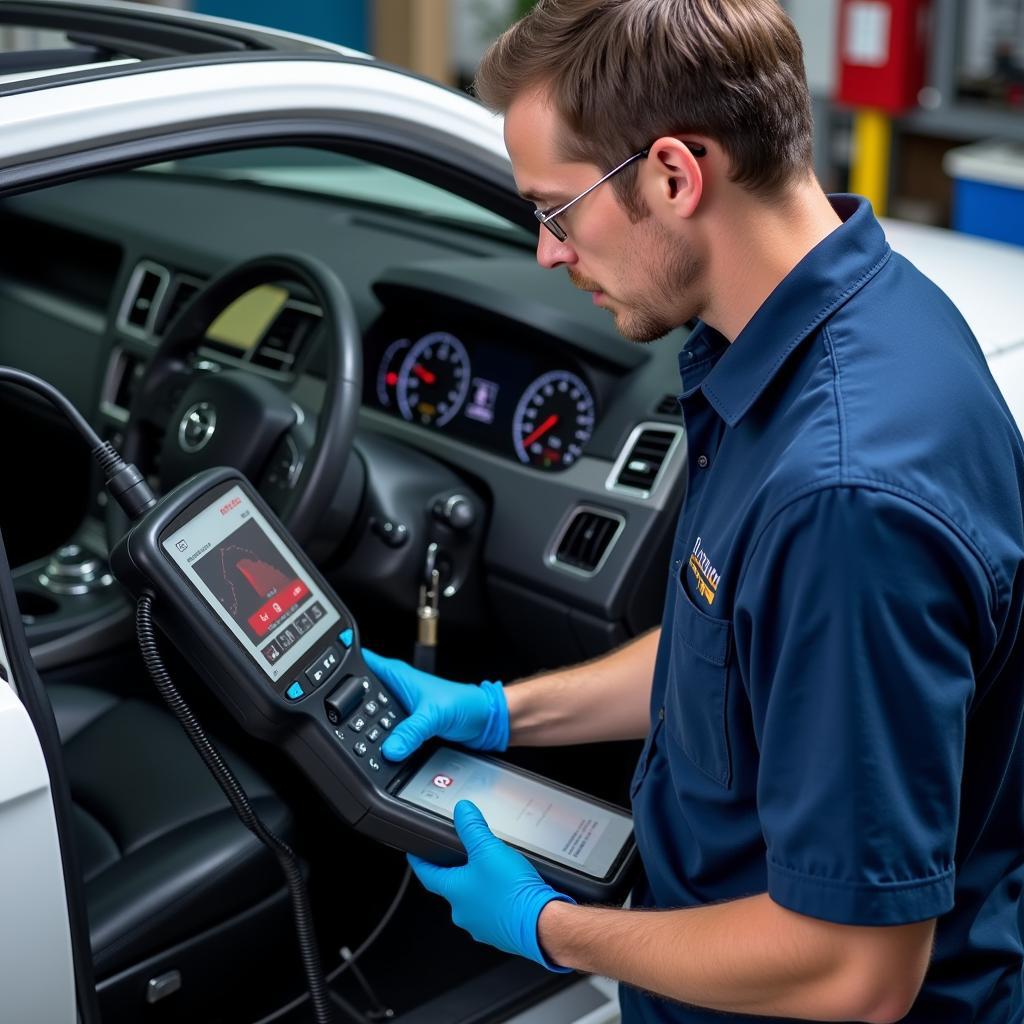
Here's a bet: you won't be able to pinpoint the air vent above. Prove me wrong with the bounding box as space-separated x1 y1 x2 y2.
655 394 680 415
607 424 682 497
158 274 205 334
552 508 624 575
117 260 169 338
100 348 145 423
251 302 320 371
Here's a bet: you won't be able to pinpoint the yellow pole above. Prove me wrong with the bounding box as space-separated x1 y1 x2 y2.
850 108 892 217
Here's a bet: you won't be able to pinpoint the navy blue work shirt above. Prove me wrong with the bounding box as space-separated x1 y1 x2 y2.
621 196 1024 1023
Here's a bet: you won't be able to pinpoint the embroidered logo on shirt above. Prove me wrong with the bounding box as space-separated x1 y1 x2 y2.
689 536 720 606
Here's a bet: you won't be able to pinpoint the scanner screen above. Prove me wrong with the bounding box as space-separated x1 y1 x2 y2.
162 484 339 683
397 749 632 879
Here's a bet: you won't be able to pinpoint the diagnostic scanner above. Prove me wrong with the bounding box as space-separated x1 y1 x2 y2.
111 466 637 903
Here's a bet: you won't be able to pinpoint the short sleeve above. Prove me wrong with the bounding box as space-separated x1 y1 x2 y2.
733 485 991 926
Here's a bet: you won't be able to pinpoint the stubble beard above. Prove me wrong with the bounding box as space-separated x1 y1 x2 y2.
569 220 704 344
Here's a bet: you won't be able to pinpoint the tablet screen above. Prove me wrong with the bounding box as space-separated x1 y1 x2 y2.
396 749 632 879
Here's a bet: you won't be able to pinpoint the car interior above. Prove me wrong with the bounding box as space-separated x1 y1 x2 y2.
0 140 692 1022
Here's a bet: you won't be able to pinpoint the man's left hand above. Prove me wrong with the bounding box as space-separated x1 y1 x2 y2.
409 800 575 971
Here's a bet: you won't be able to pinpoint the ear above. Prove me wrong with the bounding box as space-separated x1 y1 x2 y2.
644 136 704 220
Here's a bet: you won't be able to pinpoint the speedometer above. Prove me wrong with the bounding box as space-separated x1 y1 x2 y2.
513 371 595 470
397 332 471 427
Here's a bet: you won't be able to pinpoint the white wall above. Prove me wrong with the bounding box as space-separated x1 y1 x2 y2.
785 0 840 97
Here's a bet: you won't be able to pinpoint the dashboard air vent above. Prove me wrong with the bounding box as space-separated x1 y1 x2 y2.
655 394 680 415
118 260 169 337
158 274 204 334
609 426 681 497
553 509 623 574
251 303 319 371
100 348 145 422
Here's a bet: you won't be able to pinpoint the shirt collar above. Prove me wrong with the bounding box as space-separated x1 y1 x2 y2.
683 195 891 427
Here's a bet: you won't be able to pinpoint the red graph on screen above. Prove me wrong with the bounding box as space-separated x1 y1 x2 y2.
192 518 312 642
237 557 291 599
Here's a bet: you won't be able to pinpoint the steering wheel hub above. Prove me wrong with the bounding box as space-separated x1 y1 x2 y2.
161 369 296 491
177 401 217 453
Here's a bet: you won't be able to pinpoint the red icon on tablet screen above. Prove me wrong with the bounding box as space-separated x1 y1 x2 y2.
432 774 453 789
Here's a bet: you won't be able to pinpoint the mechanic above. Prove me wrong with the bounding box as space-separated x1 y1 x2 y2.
365 1 1024 1020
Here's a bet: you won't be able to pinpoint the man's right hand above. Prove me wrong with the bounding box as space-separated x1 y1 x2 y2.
362 650 510 761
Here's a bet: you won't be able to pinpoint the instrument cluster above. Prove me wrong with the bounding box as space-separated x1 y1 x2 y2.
364 318 599 472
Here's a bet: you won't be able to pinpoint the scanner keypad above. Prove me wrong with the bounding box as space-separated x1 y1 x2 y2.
323 673 405 773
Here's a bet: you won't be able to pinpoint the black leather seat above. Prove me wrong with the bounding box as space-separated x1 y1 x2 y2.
49 683 293 1011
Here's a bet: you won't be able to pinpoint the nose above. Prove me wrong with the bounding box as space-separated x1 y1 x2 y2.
536 228 576 270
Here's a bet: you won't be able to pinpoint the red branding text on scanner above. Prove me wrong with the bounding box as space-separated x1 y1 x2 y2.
219 497 242 516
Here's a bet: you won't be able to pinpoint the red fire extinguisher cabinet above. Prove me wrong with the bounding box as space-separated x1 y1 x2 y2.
836 0 932 114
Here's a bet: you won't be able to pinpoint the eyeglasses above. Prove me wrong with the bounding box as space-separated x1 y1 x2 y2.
533 141 707 242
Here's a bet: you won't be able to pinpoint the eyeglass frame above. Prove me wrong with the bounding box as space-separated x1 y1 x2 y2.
533 140 707 243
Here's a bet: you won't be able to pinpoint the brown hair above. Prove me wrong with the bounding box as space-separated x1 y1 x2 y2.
474 0 814 212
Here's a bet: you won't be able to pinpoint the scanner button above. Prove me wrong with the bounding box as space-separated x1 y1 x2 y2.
378 714 394 730
319 647 341 673
366 727 382 743
377 691 390 706
350 715 366 733
324 676 367 724
305 645 343 692
364 700 379 716
306 664 328 688
338 628 354 649
286 681 305 701
367 757 381 772
354 741 368 757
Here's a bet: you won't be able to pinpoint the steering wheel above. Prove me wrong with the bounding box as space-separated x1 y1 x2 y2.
112 253 362 548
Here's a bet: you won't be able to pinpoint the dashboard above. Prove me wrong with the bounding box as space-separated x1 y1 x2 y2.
0 167 690 671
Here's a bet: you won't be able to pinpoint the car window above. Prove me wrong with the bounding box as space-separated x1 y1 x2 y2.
145 147 533 246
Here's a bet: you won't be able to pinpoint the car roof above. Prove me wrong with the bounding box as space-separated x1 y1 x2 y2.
0 0 371 86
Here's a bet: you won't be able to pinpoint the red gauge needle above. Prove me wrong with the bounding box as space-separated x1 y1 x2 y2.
413 363 437 385
523 413 559 448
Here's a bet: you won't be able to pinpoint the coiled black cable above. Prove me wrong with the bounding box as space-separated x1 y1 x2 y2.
136 594 371 1024
253 865 412 1024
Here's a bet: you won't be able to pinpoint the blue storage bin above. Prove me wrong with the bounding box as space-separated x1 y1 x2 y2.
945 142 1024 249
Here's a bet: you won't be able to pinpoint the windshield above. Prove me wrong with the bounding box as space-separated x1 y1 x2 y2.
146 147 533 245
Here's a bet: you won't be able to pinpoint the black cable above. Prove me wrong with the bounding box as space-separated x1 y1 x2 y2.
330 867 412 983
0 367 156 520
136 595 374 1024
251 866 413 1024
342 956 391 1020
0 367 104 449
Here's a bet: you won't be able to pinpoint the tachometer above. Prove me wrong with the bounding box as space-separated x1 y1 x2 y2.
375 337 410 409
513 371 595 470
397 332 471 427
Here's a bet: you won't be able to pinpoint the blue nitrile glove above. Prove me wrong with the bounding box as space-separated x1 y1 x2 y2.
362 650 509 761
409 800 575 971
